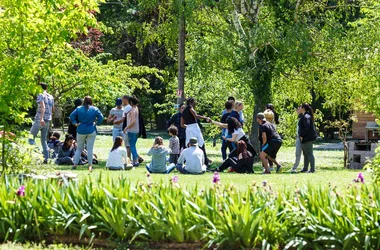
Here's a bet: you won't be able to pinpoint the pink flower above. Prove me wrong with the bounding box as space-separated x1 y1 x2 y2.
213 172 220 184
358 172 364 183
172 176 179 183
16 186 25 196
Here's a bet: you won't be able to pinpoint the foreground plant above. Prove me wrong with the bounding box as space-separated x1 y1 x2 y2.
0 176 379 249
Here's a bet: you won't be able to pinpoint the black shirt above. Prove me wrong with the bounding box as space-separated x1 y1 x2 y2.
182 106 197 125
229 110 242 123
259 121 281 143
221 112 231 123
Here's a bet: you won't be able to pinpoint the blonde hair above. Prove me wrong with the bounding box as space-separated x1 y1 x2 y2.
264 109 275 124
234 101 243 110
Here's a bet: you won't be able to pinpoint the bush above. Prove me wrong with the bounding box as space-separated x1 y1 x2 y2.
1 132 42 175
365 146 380 185
0 176 379 249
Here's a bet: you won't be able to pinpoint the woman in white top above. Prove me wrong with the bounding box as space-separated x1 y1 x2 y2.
210 117 256 159
106 136 129 170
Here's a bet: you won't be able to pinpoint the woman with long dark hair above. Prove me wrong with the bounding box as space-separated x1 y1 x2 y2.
215 140 254 173
181 97 211 166
106 136 128 170
299 103 317 173
55 134 76 165
123 96 141 166
210 117 256 172
70 96 103 171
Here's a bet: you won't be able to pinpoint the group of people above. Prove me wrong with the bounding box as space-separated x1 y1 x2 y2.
29 82 317 175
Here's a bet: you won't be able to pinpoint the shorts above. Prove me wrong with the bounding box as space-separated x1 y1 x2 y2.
262 140 282 159
123 132 130 147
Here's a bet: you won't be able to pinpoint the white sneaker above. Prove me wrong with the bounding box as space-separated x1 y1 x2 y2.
289 169 297 173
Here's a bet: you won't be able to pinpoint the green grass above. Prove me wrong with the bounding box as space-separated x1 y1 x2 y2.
33 132 368 191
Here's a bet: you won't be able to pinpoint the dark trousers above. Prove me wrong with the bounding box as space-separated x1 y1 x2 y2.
179 138 186 151
200 144 210 166
219 157 253 173
301 141 315 172
221 139 235 160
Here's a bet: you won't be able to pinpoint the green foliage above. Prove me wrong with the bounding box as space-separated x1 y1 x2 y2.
365 146 380 185
0 177 379 249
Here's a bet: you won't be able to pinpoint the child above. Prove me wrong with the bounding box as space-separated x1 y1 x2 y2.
106 136 129 170
146 137 176 174
55 134 76 165
48 132 61 158
168 126 180 164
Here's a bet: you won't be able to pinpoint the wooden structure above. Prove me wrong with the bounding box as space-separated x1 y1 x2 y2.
352 111 379 141
347 142 378 169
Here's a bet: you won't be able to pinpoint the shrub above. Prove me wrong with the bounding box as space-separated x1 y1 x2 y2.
0 177 379 249
365 146 380 185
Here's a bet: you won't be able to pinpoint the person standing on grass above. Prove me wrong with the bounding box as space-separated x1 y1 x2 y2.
123 96 141 167
70 96 103 172
256 112 282 174
290 106 303 173
298 103 317 173
146 137 176 174
181 97 211 166
215 140 254 173
29 82 55 164
107 98 125 142
68 98 82 140
229 101 245 125
220 101 235 160
168 126 180 164
266 103 280 125
122 95 132 159
106 136 129 170
167 104 186 150
176 137 206 174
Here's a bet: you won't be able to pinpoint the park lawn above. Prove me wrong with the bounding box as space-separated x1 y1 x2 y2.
35 133 369 191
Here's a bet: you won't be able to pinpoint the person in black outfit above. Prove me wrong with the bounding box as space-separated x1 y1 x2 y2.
167 104 186 150
257 112 282 174
220 101 235 160
298 103 317 173
216 140 254 173
181 98 211 166
68 98 83 140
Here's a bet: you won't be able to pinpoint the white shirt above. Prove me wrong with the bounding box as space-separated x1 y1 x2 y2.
106 146 127 168
233 128 245 142
178 146 206 173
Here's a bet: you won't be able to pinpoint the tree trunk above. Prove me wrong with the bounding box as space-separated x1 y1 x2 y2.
177 2 185 105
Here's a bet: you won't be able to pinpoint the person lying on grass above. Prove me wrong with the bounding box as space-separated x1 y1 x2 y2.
146 136 175 174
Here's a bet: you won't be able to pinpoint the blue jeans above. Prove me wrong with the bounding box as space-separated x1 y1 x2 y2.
74 131 96 165
146 163 176 174
112 128 124 142
128 132 139 162
29 119 50 161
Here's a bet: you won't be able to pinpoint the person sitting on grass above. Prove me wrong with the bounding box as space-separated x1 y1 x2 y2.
146 137 175 174
176 137 206 174
168 125 180 164
215 140 254 173
55 134 76 165
48 132 61 158
106 136 129 170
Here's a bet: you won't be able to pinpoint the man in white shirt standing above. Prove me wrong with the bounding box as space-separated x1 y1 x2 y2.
176 137 206 174
107 98 124 142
